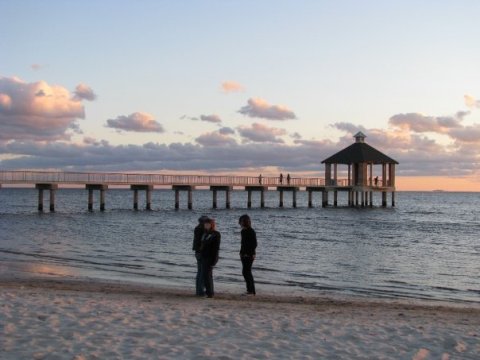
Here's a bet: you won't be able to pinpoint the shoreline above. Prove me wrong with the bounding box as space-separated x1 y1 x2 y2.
2 276 479 313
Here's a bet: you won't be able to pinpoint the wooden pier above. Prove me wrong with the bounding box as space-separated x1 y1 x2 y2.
0 170 395 212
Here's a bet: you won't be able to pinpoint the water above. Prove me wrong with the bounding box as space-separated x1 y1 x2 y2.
0 188 478 303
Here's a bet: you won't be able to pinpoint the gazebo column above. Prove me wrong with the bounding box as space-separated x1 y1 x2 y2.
382 192 387 207
369 163 373 186
247 190 252 208
369 191 373 207
391 191 395 207
325 164 332 186
260 189 265 208
279 189 284 208
361 191 365 207
333 164 338 186
308 190 313 208
333 191 338 207
347 164 351 186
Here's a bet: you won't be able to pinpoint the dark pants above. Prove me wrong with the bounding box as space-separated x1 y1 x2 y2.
241 256 255 294
201 259 214 297
195 253 205 296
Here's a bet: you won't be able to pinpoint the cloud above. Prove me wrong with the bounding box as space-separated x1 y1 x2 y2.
0 75 86 142
31 64 45 71
290 132 302 140
464 94 480 109
195 131 236 147
238 98 296 120
73 83 97 101
388 113 462 133
218 127 235 135
221 81 244 93
106 112 165 133
199 114 222 123
449 125 480 143
237 123 286 143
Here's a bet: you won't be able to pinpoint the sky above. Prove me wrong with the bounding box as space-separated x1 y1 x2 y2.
1 1 480 190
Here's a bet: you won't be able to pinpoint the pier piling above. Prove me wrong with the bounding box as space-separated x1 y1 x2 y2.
210 186 232 209
131 185 154 210
35 184 58 212
172 185 195 210
86 184 108 212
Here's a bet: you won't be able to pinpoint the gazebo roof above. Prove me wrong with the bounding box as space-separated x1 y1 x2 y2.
322 137 399 165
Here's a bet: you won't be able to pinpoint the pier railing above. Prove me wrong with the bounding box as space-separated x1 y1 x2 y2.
0 170 355 187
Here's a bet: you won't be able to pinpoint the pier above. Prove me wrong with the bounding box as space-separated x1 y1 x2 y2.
0 133 398 212
0 170 395 212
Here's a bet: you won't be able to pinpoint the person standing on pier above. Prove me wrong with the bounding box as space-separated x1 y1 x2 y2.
258 174 263 184
239 214 257 295
201 218 221 298
279 173 283 184
287 173 291 185
193 216 208 296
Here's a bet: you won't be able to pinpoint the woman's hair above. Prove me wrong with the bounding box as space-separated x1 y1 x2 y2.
238 214 251 228
205 218 216 231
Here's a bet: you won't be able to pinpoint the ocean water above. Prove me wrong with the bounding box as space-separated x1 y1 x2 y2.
0 188 478 303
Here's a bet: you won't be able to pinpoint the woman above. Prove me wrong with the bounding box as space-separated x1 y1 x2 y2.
193 215 209 296
239 214 257 295
200 218 221 298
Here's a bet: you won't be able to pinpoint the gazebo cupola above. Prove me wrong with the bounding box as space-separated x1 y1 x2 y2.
321 132 399 207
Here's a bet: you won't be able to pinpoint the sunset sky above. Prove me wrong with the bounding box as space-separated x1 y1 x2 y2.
1 1 479 191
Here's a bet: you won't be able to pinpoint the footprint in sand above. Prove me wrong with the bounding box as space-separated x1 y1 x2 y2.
412 348 430 360
455 340 467 352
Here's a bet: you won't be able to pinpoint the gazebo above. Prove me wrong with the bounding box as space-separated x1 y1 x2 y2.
321 132 398 207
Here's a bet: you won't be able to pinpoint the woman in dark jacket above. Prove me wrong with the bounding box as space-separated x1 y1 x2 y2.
200 218 221 298
239 214 257 295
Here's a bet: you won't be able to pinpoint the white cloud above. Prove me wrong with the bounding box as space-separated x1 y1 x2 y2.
106 112 165 133
238 98 296 120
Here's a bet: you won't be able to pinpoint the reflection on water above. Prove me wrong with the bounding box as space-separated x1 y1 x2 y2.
0 189 479 303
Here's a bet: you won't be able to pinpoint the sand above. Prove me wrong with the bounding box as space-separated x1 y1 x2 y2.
1 279 479 359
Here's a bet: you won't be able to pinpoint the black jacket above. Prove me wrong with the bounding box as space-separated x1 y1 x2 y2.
193 224 204 252
201 230 221 265
240 228 257 256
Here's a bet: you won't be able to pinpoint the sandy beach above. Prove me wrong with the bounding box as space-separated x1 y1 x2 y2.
1 279 479 359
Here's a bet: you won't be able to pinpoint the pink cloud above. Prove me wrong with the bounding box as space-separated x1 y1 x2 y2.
0 75 86 142
74 83 97 101
238 98 296 120
221 81 244 93
106 112 165 133
237 122 287 143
